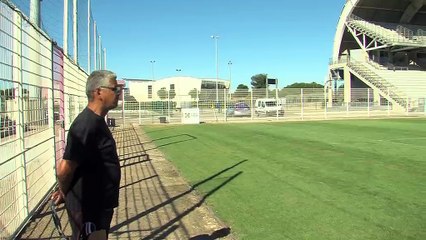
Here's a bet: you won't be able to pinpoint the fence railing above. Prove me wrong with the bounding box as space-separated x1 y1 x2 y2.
0 1 88 239
346 14 421 45
107 88 425 126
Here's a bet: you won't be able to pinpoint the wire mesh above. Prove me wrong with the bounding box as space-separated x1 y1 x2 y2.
0 2 90 238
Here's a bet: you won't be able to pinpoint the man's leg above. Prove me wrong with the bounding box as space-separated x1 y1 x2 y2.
65 192 83 240
97 208 114 234
81 208 114 240
66 207 83 240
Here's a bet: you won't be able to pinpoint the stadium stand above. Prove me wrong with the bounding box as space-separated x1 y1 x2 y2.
329 0 426 112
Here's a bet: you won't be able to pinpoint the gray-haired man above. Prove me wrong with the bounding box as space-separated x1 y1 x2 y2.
52 70 122 239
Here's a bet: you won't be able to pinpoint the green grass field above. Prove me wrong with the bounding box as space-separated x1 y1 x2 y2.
142 118 426 240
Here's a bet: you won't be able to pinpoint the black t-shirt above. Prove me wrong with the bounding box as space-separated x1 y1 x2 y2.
63 107 121 211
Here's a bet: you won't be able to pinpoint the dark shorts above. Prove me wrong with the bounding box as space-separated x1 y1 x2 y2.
66 191 114 240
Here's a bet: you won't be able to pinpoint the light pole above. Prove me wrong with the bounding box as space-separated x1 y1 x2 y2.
228 60 232 89
150 60 156 80
211 35 219 103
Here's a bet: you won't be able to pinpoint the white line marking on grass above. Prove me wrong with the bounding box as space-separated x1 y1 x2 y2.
375 137 426 146
377 137 426 142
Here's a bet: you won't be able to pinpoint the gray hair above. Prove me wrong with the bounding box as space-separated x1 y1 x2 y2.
86 70 117 101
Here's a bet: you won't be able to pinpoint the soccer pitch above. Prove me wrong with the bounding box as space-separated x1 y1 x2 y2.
142 118 426 240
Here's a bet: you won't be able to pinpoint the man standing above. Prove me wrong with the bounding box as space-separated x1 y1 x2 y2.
52 70 122 239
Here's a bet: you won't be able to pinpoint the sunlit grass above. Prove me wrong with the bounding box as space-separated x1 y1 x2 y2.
143 118 426 240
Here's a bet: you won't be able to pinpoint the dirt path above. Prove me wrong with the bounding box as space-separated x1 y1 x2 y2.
19 125 235 239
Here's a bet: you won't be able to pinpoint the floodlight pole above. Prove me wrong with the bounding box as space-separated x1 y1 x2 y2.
228 60 232 89
150 60 156 80
211 35 219 103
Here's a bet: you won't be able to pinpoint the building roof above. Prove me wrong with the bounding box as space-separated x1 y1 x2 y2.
353 0 426 24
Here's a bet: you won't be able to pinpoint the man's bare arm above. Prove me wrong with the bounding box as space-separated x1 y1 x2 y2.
57 159 78 195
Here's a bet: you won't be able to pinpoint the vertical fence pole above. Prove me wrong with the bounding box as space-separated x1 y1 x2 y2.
121 88 125 126
151 98 153 124
406 97 409 115
196 90 199 109
367 88 370 117
346 101 349 117
301 88 304 120
224 88 227 122
251 89 253 120
387 88 390 116
72 0 77 62
324 88 327 119
17 12 29 218
138 101 141 125
168 91 171 123
276 87 279 119
424 97 426 116
87 0 91 71
63 0 68 54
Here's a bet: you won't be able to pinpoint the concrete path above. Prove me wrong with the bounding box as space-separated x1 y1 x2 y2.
18 125 234 239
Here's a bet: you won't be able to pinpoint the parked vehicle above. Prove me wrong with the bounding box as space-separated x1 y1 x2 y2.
254 98 285 116
226 102 251 117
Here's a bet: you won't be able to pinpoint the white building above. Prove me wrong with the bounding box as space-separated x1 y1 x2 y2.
125 76 230 103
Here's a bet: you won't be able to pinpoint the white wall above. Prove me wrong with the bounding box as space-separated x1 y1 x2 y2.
127 77 230 102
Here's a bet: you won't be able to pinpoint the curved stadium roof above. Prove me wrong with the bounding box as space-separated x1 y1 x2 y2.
333 0 426 60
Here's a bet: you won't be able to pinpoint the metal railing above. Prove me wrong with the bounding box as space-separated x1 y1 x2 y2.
346 61 408 109
106 87 425 126
346 14 421 45
0 1 89 239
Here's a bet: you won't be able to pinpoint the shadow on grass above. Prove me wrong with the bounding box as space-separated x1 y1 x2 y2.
144 134 197 150
110 160 247 239
189 227 232 240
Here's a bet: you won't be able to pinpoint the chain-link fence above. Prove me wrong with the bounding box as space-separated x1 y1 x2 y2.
0 1 96 238
107 87 425 125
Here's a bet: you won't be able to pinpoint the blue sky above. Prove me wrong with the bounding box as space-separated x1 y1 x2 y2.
92 0 344 90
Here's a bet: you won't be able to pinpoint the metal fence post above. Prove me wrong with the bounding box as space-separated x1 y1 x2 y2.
387 88 390 116
168 91 170 123
301 88 304 120
18 12 29 219
346 101 349 117
196 90 199 109
276 87 279 119
367 88 370 117
324 88 327 119
406 97 409 115
250 89 253 120
121 88 125 126
138 101 141 125
224 88 227 122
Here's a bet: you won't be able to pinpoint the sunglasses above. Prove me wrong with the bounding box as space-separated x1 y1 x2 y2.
99 86 121 94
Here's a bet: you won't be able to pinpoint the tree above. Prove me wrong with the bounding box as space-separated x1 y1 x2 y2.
284 82 324 88
234 84 249 98
188 88 198 99
126 95 138 102
236 84 249 90
251 74 267 89
157 87 167 99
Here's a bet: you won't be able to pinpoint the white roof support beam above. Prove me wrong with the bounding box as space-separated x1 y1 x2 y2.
345 23 367 51
366 38 389 51
345 23 389 53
